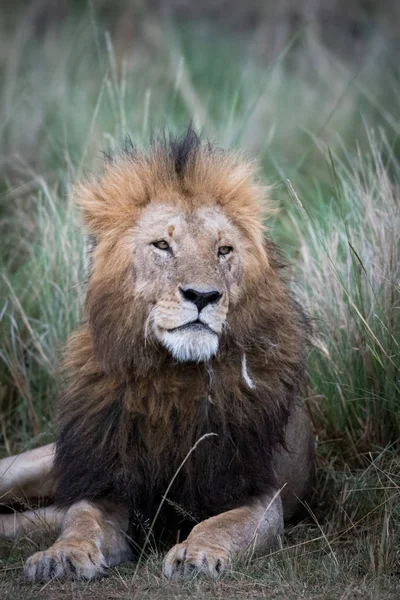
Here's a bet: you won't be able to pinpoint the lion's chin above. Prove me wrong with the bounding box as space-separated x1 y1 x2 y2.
156 328 219 362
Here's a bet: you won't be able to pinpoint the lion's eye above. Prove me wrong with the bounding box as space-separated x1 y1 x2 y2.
153 240 170 251
218 245 233 256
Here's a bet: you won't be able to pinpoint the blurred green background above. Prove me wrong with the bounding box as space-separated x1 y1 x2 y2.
0 2 399 597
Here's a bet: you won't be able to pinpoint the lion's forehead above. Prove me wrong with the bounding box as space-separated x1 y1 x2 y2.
133 203 238 244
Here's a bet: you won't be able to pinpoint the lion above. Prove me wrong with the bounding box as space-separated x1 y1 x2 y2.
0 129 314 581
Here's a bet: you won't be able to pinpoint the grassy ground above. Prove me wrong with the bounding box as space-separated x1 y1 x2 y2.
1 525 400 600
0 6 399 599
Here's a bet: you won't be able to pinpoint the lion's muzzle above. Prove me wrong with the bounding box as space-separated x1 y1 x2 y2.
152 284 226 362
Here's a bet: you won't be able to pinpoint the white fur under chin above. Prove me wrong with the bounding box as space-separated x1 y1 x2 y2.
158 329 219 362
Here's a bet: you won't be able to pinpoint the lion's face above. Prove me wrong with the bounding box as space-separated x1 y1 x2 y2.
132 203 244 362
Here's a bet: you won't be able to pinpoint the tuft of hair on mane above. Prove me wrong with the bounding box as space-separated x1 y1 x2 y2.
168 127 202 177
105 127 207 176
155 127 208 179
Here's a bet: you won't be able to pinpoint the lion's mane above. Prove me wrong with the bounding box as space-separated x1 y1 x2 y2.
54 130 309 543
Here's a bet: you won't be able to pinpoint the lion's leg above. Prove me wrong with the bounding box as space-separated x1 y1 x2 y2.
164 402 314 580
24 500 132 581
0 505 65 538
0 443 55 503
163 491 283 579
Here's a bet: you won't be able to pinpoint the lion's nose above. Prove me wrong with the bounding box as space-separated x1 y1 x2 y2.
180 287 222 312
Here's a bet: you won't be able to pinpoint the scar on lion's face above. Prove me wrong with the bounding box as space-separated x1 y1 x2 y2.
131 203 244 362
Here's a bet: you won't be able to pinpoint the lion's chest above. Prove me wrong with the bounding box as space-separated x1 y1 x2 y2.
113 388 277 524
56 367 283 529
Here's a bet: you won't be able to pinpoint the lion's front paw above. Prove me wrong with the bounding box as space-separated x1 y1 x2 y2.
24 540 108 582
163 539 231 580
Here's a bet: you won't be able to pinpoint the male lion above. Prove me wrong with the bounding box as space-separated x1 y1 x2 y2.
0 130 314 581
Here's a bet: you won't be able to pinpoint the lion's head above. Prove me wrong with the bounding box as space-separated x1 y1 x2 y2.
78 130 279 372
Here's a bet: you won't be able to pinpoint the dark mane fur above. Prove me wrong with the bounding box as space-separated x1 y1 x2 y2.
54 132 309 544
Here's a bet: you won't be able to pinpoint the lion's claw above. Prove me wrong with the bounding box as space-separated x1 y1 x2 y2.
163 539 231 579
24 541 108 581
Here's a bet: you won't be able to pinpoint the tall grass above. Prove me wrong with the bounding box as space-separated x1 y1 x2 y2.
0 7 399 594
292 133 400 456
0 184 83 446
